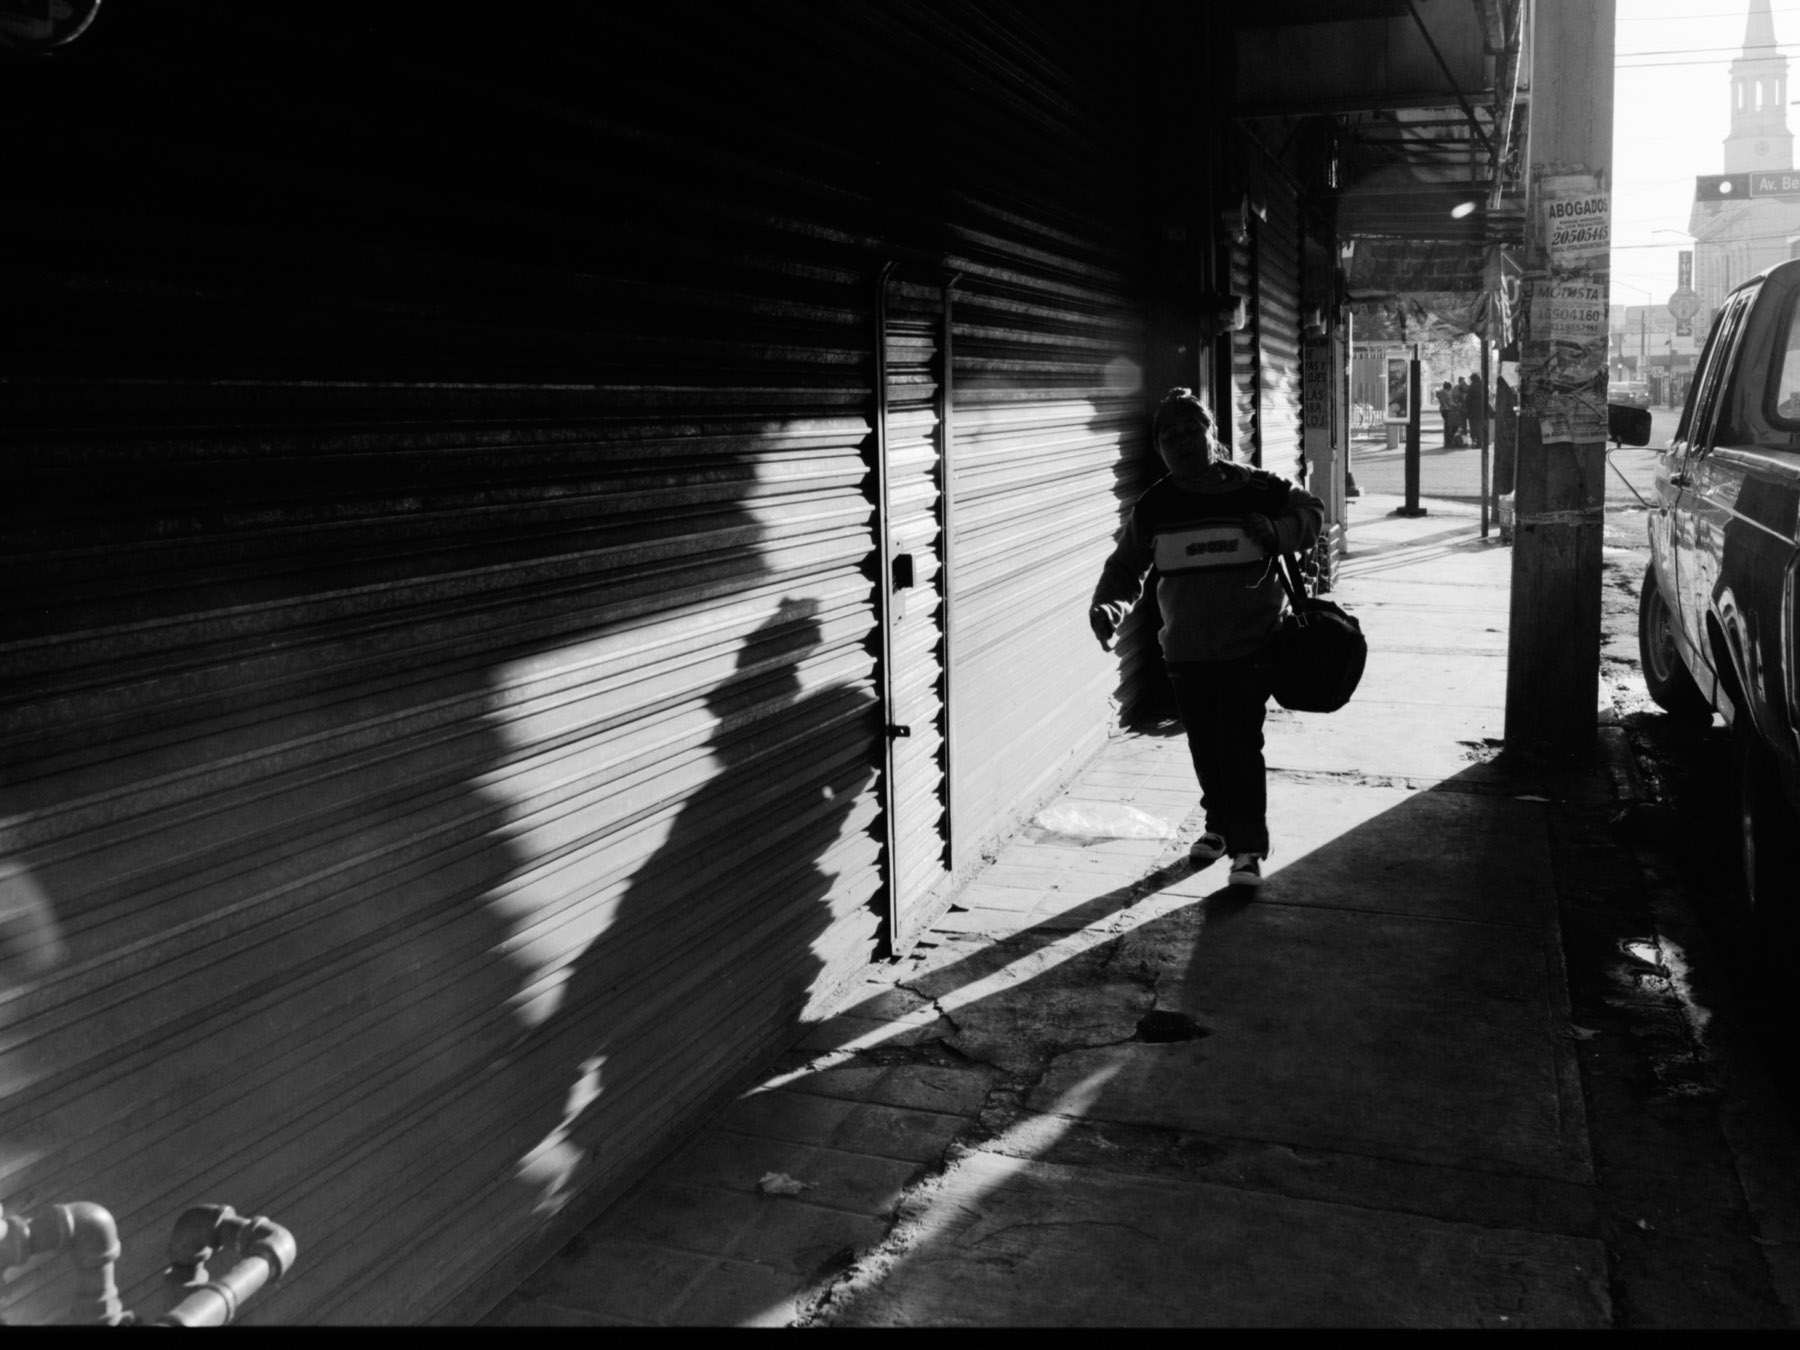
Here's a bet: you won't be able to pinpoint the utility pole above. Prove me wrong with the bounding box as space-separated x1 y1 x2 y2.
1504 0 1614 754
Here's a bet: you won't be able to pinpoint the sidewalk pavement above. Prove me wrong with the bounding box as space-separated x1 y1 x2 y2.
484 494 1623 1327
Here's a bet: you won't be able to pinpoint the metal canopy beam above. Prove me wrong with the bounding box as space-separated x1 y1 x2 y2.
1405 0 1493 156
1230 1 1526 270
1234 3 1489 115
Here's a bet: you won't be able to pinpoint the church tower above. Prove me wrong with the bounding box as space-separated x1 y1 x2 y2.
1724 0 1793 172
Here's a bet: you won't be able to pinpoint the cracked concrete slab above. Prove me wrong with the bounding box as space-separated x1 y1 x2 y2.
964 1106 1600 1236
1263 702 1509 781
818 1151 1609 1328
890 928 1159 1077
1240 782 1552 928
1027 897 1587 1182
1352 649 1509 708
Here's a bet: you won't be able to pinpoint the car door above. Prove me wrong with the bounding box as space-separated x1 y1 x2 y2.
1670 286 1759 680
1712 286 1800 763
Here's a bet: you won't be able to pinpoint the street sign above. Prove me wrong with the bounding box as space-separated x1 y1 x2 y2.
1750 170 1800 196
1667 287 1700 321
1695 171 1800 200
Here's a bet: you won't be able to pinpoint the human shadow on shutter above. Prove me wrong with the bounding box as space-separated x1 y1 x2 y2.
514 597 880 1217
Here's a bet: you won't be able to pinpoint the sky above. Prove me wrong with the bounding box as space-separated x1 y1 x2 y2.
1612 0 1800 307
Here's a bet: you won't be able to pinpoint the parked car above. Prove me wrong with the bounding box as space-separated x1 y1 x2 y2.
1614 380 1651 408
1639 258 1800 936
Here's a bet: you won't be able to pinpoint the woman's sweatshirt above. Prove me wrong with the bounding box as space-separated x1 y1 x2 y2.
1091 460 1325 663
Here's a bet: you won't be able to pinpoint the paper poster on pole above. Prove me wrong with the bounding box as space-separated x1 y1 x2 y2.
1302 339 1329 430
1385 356 1409 420
1521 278 1609 445
1527 282 1607 341
1544 187 1610 269
1519 169 1612 443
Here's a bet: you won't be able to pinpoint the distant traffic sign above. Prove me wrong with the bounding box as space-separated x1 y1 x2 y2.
1667 287 1700 321
1697 173 1751 199
1695 171 1800 200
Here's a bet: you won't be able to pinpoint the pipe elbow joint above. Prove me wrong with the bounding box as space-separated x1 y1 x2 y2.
167 1204 233 1268
166 1204 296 1287
54 1202 121 1268
242 1216 297 1282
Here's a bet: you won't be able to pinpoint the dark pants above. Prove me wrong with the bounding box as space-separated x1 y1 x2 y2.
1167 651 1274 856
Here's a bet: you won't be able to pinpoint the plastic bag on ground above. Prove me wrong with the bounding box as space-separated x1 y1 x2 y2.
758 1172 813 1196
1034 801 1174 840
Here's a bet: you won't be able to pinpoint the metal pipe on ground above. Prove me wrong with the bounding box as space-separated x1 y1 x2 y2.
0 1201 127 1324
159 1204 299 1327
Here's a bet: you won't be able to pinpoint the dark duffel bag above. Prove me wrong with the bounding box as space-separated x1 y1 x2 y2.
1271 552 1366 713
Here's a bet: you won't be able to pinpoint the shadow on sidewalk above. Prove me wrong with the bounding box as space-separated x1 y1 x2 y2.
557 754 1607 1327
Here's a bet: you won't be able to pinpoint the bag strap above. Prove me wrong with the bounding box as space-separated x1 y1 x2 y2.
1275 550 1310 623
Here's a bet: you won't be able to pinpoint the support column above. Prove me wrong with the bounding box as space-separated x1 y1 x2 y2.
1504 0 1615 755
1479 336 1491 537
1399 346 1425 517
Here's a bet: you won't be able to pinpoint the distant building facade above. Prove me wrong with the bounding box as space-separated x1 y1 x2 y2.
1690 0 1800 322
1609 303 1692 405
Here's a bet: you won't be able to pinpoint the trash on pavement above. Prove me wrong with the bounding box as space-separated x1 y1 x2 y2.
1034 802 1174 840
757 1172 814 1196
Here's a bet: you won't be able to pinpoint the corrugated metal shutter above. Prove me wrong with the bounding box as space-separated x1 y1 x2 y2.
1230 231 1261 462
0 0 1155 1324
0 6 886 1325
916 10 1156 877
800 1 1155 899
1258 187 1306 481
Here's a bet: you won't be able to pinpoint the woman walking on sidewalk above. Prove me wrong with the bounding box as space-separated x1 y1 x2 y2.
1088 387 1324 887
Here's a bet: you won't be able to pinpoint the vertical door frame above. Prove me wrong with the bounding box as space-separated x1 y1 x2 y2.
872 261 901 952
939 272 961 882
872 262 959 955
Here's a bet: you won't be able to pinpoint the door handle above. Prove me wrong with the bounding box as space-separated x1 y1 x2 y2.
1670 472 1690 488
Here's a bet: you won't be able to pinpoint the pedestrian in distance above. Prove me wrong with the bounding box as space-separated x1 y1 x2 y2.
1453 375 1471 446
1089 388 1325 888
1466 368 1488 450
1437 379 1456 447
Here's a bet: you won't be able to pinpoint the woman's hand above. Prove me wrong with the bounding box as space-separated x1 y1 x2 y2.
1089 604 1117 651
1244 513 1278 553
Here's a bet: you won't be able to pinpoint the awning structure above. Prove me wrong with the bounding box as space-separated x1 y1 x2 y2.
1347 293 1504 346
1344 238 1522 343
1234 0 1528 314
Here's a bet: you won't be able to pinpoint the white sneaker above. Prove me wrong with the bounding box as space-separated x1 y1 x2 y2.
1189 832 1227 863
1228 854 1264 887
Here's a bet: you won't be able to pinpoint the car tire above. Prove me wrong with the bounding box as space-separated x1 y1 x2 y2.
1734 716 1800 970
1638 563 1712 718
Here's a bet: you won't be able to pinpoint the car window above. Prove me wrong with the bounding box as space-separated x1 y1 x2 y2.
1771 296 1800 424
1674 307 1728 444
1683 286 1758 454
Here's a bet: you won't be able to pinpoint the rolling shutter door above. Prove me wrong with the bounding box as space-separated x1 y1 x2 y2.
1228 187 1303 477
0 1 1156 1324
1258 187 1306 481
898 7 1156 874
1230 232 1260 462
0 8 884 1325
